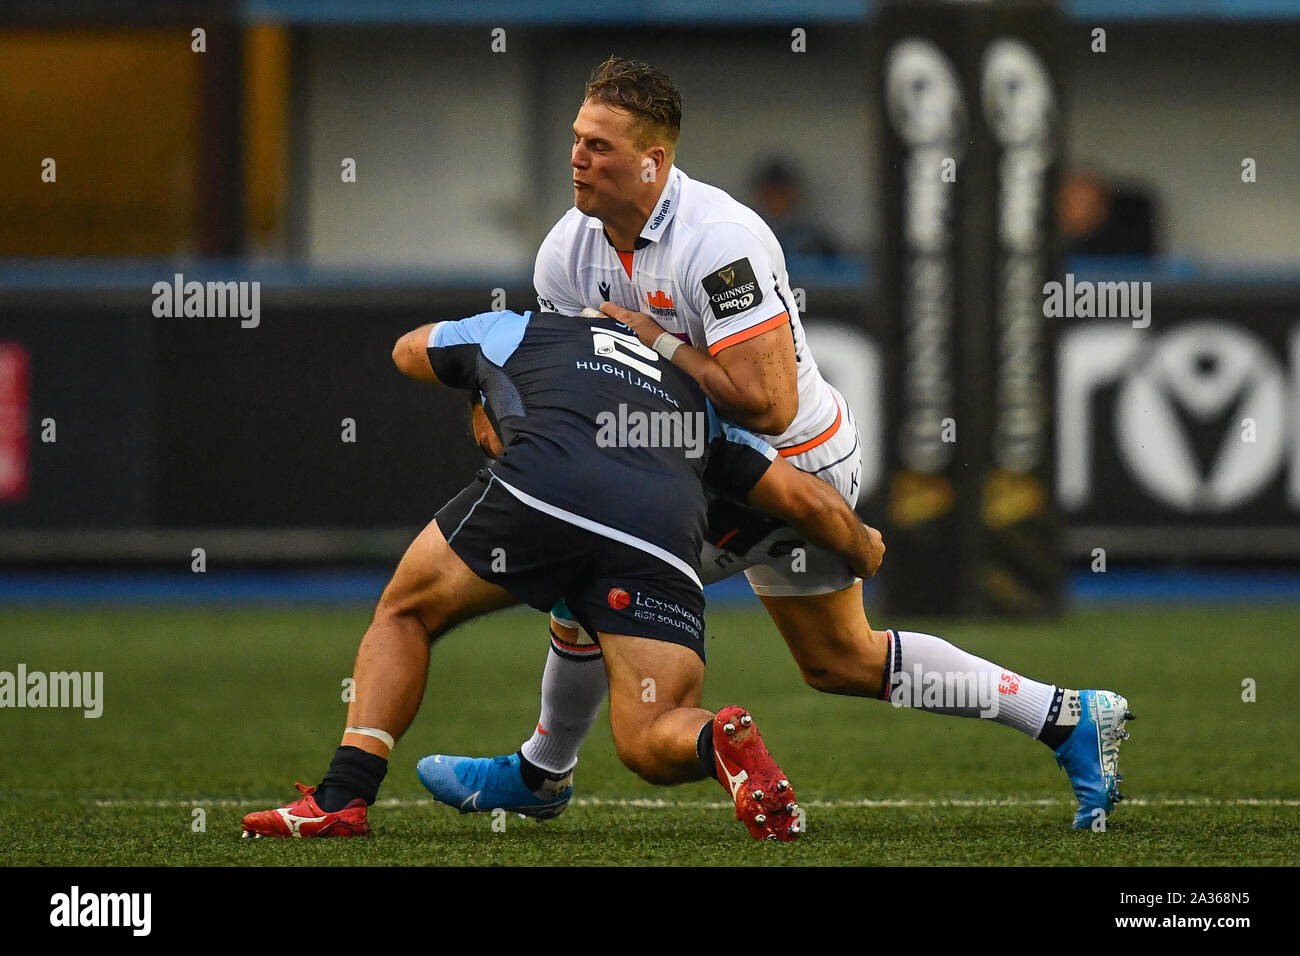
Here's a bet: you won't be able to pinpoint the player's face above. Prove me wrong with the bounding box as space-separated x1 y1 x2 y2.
571 99 650 220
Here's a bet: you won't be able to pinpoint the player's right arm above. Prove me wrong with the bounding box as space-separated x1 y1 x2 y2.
534 215 586 314
600 220 800 435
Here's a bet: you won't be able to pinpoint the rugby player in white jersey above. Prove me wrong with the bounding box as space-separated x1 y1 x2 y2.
423 57 1132 830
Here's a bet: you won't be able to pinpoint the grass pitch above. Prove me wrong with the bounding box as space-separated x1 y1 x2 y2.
2 604 1298 866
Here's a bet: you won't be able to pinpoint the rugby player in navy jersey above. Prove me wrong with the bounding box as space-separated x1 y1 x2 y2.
240 309 884 842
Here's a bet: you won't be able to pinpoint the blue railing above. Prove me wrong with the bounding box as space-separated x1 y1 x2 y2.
242 0 1300 25
2 256 1296 292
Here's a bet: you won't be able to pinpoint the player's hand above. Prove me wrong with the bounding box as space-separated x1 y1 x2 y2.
861 523 885 578
600 301 667 348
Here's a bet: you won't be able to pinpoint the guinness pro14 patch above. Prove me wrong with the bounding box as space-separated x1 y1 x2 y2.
702 257 763 320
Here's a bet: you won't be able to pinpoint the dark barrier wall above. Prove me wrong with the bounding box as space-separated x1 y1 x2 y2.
0 312 156 527
0 280 878 563
152 300 480 527
2 278 1295 565
1057 282 1300 559
0 280 876 551
0 285 503 537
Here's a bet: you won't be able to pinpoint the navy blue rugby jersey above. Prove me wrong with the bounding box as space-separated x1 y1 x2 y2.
426 310 777 584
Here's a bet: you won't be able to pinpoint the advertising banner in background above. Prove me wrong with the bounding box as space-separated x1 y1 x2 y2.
876 0 1064 614
1059 285 1300 558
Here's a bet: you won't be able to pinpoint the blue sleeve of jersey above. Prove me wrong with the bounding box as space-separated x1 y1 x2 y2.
703 399 777 459
702 401 778 502
428 311 531 388
721 421 777 461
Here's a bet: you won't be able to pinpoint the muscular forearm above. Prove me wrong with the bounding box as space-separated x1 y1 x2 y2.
754 469 882 580
790 485 881 580
667 342 785 433
599 302 796 435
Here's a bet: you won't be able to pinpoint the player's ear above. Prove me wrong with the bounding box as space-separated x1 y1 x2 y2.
642 145 667 180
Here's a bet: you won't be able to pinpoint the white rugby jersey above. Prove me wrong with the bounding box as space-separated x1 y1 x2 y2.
533 165 842 456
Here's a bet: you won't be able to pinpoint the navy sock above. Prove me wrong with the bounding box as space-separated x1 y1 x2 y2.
1037 688 1081 750
696 720 717 781
517 750 570 792
315 745 388 811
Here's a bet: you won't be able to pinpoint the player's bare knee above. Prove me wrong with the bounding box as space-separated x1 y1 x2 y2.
614 739 677 786
633 761 680 786
372 593 428 637
611 731 653 780
609 707 675 783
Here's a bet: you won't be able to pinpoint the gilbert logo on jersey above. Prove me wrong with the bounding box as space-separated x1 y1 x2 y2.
645 290 676 319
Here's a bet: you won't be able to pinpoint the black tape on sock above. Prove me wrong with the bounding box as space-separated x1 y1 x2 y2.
316 745 389 811
696 720 717 782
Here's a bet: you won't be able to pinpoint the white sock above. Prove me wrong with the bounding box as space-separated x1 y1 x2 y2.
885 630 1054 739
519 631 607 774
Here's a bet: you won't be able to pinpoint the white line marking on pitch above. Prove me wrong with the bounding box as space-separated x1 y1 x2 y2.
91 796 1300 809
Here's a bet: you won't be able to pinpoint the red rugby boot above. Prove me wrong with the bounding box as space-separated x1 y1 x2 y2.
241 782 370 838
712 705 801 842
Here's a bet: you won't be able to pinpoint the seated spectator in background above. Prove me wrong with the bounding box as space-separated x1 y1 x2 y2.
750 158 841 262
1058 167 1158 257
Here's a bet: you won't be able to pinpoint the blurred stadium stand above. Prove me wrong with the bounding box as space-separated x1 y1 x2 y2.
1 0 1297 583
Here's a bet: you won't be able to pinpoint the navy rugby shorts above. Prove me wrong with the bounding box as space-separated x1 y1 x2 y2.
435 469 707 661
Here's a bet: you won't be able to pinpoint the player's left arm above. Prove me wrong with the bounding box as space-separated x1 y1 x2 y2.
601 301 797 435
394 311 524 387
392 323 441 382
394 316 512 457
704 419 883 580
748 456 884 580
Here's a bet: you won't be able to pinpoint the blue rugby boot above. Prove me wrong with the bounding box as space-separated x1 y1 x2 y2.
1054 689 1134 830
417 752 572 820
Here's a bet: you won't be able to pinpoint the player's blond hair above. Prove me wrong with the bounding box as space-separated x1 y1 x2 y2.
584 56 682 159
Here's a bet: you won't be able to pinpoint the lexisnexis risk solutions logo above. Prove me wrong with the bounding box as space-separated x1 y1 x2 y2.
607 587 702 640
